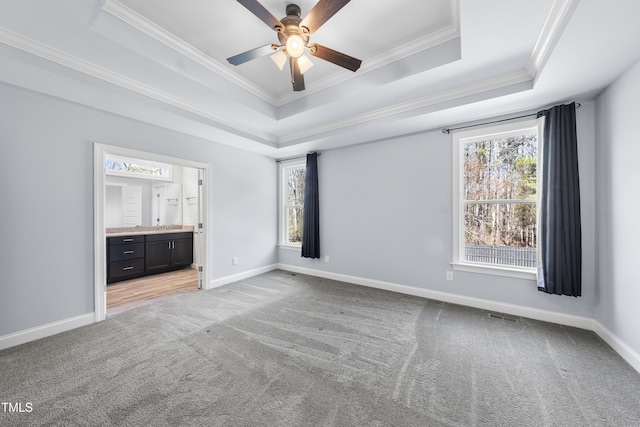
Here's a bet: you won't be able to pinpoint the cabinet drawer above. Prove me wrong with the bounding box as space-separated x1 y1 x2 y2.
110 242 144 261
109 235 144 246
109 258 145 279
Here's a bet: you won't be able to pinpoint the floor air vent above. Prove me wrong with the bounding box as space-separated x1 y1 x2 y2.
488 313 519 323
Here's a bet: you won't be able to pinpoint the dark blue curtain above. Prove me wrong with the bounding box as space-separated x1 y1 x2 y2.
537 103 582 297
301 152 320 259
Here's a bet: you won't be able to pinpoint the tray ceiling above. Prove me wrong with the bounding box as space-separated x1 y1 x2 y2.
114 0 459 104
1 0 640 157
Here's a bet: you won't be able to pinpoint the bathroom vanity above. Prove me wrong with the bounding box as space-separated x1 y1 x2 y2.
106 226 194 284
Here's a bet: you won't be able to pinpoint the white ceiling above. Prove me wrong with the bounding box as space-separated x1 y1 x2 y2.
116 0 458 102
1 0 639 158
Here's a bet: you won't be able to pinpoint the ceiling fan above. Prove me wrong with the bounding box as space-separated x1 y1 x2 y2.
227 0 362 92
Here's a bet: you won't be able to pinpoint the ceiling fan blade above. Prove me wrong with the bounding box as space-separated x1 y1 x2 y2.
309 43 362 72
227 44 278 66
301 0 351 34
290 57 305 91
236 0 282 30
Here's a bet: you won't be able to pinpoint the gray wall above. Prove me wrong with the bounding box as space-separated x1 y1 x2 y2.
595 59 640 355
5 58 635 358
279 102 597 319
0 82 277 337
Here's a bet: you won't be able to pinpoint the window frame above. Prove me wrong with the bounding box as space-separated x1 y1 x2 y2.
278 158 306 248
105 155 173 181
451 119 542 280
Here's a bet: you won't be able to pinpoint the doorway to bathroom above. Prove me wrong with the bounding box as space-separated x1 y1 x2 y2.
94 143 211 321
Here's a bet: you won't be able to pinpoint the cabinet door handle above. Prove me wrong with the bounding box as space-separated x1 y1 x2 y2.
122 266 134 271
168 241 171 249
123 250 134 254
172 241 175 249
122 238 134 242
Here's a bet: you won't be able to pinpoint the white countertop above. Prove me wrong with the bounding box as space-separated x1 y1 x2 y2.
106 225 194 237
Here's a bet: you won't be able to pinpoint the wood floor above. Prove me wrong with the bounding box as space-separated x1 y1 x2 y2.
107 268 200 316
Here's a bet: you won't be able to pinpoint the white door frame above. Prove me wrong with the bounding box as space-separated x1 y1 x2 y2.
93 142 211 322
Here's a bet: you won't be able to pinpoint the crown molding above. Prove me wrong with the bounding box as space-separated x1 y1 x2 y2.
274 25 462 106
278 70 532 145
0 26 277 145
362 0 460 74
103 0 461 108
365 26 461 72
0 0 556 150
527 0 580 80
0 22 530 148
277 0 460 105
102 0 277 105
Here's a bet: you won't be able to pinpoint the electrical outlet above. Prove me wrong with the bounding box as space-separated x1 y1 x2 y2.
324 255 330 263
232 257 238 265
446 271 454 281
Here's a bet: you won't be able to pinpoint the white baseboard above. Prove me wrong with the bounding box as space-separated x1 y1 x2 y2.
0 265 278 351
276 264 595 330
0 313 94 351
209 264 278 289
593 321 640 373
276 264 640 374
4 266 639 376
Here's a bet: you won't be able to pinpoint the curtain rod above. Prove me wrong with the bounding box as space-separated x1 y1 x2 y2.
441 102 581 134
275 152 321 163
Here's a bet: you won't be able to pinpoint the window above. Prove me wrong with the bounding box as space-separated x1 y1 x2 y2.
452 119 541 278
279 159 306 246
105 155 173 181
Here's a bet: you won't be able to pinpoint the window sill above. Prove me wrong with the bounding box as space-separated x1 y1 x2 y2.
451 262 536 280
278 244 302 251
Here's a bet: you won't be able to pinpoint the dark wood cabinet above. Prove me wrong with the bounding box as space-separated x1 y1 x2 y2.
107 231 193 284
107 235 145 283
145 232 194 274
145 239 172 273
171 236 194 267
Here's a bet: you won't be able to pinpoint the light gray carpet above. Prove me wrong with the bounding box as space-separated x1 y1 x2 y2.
1 270 639 426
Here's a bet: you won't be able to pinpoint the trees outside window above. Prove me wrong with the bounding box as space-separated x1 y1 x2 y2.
453 120 540 271
105 156 172 181
279 160 306 245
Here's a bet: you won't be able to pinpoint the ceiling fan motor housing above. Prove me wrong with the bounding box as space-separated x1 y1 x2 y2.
285 4 301 17
277 4 309 47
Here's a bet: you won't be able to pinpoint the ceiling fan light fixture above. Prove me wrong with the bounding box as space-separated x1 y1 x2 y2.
228 1 362 92
297 54 314 74
271 49 288 70
285 34 305 58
